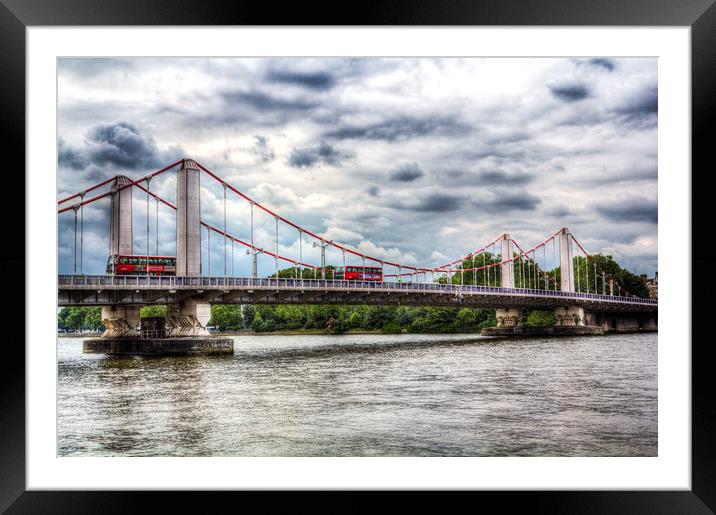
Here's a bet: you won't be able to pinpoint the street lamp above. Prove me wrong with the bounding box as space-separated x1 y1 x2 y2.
313 240 333 279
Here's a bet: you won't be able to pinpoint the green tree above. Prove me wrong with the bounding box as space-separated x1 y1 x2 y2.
382 321 402 334
140 305 167 318
209 305 243 330
84 307 103 330
525 310 555 327
269 265 335 280
57 307 104 331
573 254 650 298
242 305 255 328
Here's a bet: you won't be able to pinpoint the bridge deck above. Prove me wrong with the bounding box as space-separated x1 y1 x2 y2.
58 275 658 312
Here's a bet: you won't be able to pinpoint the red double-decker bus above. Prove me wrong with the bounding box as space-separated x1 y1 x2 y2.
106 255 177 275
335 265 383 281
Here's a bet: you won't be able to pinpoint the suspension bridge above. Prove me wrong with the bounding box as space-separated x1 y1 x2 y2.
58 158 657 338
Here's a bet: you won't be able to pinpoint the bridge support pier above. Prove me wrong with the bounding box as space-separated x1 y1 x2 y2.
584 311 658 333
166 299 211 337
495 308 524 328
553 306 585 326
101 306 140 337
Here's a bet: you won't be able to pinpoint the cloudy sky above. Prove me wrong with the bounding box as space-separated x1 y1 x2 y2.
57 57 657 277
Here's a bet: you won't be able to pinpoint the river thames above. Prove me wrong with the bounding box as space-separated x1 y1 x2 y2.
58 332 657 457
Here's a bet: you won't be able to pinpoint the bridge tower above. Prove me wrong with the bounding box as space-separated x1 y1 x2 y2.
109 175 133 257
168 158 210 336
500 234 515 288
176 158 202 277
559 228 575 292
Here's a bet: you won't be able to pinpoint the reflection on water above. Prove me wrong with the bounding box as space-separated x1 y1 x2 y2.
58 333 657 456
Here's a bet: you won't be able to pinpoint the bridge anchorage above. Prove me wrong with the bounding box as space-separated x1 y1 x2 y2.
58 158 657 354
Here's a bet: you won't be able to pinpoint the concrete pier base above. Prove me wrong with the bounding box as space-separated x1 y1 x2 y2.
495 308 524 328
554 306 585 326
83 337 234 356
167 300 211 337
482 325 604 337
101 306 140 337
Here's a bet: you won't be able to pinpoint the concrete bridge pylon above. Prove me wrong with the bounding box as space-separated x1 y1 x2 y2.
176 158 202 277
500 233 515 289
109 175 133 257
559 227 575 293
172 158 210 336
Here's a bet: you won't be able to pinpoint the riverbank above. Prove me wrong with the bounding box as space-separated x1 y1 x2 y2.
210 328 387 336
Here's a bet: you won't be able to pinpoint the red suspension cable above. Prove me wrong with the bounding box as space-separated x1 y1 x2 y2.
133 184 318 269
195 160 428 272
57 175 118 205
57 160 182 214
570 233 631 296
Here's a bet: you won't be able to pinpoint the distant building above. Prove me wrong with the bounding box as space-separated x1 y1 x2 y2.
642 271 658 299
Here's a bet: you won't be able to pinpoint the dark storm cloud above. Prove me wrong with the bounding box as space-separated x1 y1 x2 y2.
390 163 424 182
58 122 183 172
595 197 658 224
395 192 466 213
479 170 534 185
450 169 535 187
473 191 541 212
59 58 136 78
548 205 573 218
85 122 183 170
287 140 352 168
266 70 336 90
590 230 641 245
58 138 89 170
324 116 471 142
82 165 113 183
578 163 657 185
250 135 275 163
443 169 535 187
613 86 657 128
222 90 317 112
579 58 616 71
367 185 381 197
549 84 590 102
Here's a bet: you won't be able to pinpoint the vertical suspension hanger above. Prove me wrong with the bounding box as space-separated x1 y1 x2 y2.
155 196 159 256
275 216 279 279
79 192 85 275
145 177 151 277
72 205 78 274
223 183 228 277
298 228 303 279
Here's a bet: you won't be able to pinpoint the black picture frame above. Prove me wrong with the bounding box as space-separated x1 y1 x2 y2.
2 0 713 511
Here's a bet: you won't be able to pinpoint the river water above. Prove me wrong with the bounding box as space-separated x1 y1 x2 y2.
57 332 657 457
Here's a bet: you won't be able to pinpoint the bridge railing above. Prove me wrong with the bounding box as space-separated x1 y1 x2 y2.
57 275 658 305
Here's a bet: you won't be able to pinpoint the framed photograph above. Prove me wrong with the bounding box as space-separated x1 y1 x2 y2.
4 0 713 510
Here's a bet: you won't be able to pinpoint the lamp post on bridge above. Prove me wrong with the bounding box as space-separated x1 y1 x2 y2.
313 240 332 279
246 248 260 278
247 200 260 278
